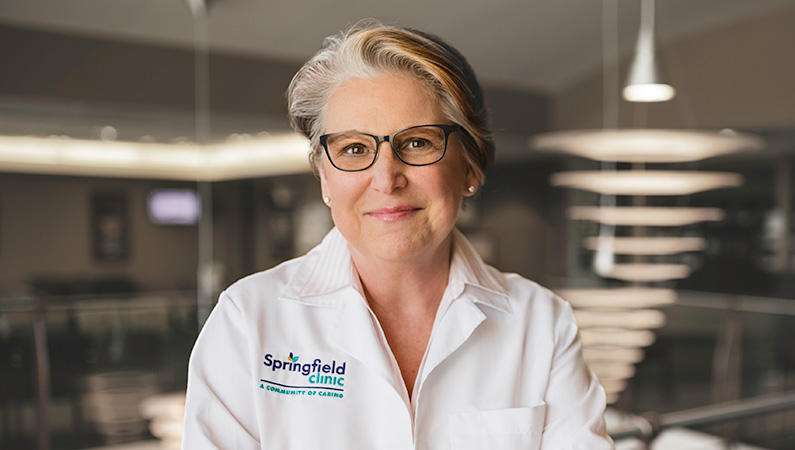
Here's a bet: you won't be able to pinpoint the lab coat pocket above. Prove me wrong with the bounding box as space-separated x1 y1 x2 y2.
448 403 546 450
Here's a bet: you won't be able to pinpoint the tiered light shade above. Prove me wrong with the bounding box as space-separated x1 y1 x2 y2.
580 329 656 347
557 287 676 309
583 236 706 255
532 129 762 163
568 206 725 226
589 362 636 381
550 171 744 195
603 263 691 282
574 309 666 329
583 347 645 364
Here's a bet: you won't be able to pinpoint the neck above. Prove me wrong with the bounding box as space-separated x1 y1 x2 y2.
350 235 454 316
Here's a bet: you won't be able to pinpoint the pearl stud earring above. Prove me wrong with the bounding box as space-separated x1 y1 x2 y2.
323 196 330 206
467 186 476 193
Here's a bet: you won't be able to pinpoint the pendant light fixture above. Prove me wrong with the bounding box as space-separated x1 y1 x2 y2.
532 129 763 163
574 309 667 329
623 0 675 102
602 263 691 282
567 206 725 227
537 0 764 404
557 287 676 309
583 348 645 365
582 236 706 255
550 170 744 196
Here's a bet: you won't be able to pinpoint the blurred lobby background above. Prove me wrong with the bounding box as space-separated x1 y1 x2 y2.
1 0 795 449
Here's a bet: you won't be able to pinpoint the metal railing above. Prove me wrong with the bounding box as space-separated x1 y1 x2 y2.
609 290 795 448
610 390 795 442
1 291 198 450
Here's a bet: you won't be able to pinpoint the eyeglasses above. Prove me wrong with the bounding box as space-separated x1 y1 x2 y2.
319 124 459 172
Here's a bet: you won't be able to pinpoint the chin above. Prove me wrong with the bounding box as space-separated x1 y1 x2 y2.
368 229 451 263
369 237 424 260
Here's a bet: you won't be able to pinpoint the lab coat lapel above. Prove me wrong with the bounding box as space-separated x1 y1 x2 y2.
420 295 486 389
288 228 407 400
329 288 407 400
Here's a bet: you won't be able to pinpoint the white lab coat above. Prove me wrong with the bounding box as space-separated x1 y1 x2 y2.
183 227 613 449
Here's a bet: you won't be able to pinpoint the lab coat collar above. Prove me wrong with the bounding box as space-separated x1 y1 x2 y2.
286 227 511 314
448 228 512 314
283 227 362 303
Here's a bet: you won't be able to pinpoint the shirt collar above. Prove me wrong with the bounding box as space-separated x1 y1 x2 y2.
290 227 361 300
288 227 511 313
447 228 512 313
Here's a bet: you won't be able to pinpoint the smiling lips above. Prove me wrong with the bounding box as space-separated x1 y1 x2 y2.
365 206 421 222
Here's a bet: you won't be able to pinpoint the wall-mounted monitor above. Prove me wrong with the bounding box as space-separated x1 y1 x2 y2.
147 189 200 226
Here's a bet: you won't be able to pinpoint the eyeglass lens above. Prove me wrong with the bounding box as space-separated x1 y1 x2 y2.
325 126 447 171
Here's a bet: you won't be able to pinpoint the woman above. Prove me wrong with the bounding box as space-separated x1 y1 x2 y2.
183 21 612 449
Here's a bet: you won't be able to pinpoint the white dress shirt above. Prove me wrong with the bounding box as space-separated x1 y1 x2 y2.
183 227 613 449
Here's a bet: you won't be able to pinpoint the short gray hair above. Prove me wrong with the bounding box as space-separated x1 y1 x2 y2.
286 20 494 183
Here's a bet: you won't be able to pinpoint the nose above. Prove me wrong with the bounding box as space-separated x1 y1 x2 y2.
369 140 407 194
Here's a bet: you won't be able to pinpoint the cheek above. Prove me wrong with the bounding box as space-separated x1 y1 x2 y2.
320 161 346 200
328 175 357 201
324 172 367 225
426 172 465 218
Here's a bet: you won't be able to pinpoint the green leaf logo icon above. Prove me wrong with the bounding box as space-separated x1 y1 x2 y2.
288 352 299 363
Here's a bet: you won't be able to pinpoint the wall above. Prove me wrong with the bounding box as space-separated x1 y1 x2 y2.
0 174 199 296
0 24 299 130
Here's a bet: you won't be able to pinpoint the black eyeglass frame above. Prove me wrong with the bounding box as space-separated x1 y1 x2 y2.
319 124 460 172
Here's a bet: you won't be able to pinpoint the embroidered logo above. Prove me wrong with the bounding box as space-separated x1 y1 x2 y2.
259 351 347 399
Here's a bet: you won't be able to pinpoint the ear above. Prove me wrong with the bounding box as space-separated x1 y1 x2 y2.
318 161 330 204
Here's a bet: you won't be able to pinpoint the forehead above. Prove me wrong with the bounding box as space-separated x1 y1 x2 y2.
323 73 446 135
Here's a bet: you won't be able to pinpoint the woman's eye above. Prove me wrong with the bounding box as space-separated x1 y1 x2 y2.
404 138 430 150
342 144 367 156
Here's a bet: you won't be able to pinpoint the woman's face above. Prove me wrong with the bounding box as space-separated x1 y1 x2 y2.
319 73 477 264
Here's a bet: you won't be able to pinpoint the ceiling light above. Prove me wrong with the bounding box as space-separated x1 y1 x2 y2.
531 129 763 163
623 0 675 102
0 134 311 180
208 133 312 179
550 171 743 195
583 236 706 255
623 84 675 103
568 206 724 226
